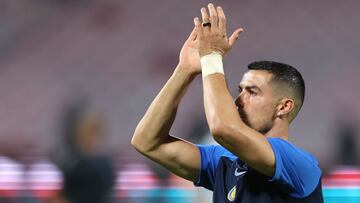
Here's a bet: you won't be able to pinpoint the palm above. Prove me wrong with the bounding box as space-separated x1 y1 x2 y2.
179 30 201 74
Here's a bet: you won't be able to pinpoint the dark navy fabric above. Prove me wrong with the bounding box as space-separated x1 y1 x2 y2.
194 137 324 202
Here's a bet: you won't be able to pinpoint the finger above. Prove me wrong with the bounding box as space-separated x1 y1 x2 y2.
194 17 203 36
217 6 226 34
207 3 218 30
201 7 210 22
228 28 244 47
200 7 210 31
186 26 197 42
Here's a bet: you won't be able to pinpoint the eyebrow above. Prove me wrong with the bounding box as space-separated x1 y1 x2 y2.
238 85 261 92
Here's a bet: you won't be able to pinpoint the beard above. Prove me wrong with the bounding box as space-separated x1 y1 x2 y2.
238 108 250 126
237 108 275 135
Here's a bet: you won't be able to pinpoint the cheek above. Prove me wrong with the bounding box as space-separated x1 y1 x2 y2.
248 96 265 110
248 97 275 118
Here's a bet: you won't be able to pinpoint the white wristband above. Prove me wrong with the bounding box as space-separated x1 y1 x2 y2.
200 52 224 78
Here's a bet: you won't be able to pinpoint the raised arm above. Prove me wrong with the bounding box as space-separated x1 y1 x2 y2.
131 27 202 182
195 4 276 176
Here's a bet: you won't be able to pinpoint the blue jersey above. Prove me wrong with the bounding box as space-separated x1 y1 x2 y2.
194 137 324 202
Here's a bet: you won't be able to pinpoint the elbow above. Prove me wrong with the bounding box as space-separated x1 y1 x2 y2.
209 124 223 139
131 127 145 152
208 119 231 141
208 117 243 145
130 134 139 149
131 125 158 154
131 134 140 151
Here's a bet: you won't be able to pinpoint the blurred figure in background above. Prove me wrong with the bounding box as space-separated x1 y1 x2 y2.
51 99 116 203
336 120 358 166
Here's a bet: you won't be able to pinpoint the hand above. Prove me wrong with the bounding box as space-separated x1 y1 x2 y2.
178 27 201 76
194 3 244 57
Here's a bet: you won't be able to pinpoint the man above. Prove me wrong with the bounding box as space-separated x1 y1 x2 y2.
52 101 115 203
132 3 323 202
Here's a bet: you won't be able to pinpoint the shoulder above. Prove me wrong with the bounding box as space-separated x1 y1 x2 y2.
267 137 319 163
267 137 319 166
267 137 322 198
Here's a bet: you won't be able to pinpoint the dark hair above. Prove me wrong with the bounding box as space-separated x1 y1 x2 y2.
247 61 305 115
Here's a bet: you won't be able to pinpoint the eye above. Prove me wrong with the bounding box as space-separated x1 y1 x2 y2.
238 87 243 93
249 90 256 95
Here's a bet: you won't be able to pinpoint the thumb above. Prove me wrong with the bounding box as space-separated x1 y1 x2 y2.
228 28 244 47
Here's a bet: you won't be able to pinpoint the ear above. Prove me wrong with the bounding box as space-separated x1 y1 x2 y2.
276 98 295 118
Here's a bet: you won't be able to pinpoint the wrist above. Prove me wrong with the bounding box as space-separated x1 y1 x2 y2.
174 65 198 81
199 49 224 58
175 64 200 77
200 52 224 78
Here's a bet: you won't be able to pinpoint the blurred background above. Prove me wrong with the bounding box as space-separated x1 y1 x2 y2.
0 0 359 202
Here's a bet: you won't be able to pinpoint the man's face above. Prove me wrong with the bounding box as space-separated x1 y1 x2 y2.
235 70 278 134
76 114 103 153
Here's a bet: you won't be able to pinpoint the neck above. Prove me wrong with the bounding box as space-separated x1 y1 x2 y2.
265 118 289 140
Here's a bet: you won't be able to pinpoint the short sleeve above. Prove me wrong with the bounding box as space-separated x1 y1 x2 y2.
268 137 322 198
194 144 235 191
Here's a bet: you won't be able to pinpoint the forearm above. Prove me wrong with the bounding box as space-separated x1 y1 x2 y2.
199 52 247 148
132 66 196 152
203 74 246 141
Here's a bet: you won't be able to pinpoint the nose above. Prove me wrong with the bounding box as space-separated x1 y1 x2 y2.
235 94 244 108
